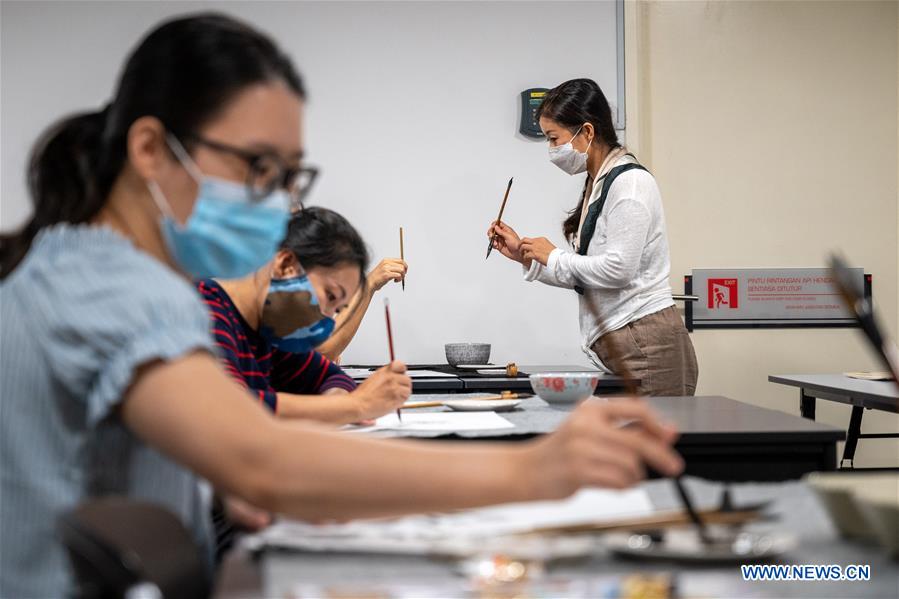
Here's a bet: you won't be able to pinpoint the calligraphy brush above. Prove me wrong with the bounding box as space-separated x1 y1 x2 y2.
486 177 514 259
399 227 405 291
384 298 401 422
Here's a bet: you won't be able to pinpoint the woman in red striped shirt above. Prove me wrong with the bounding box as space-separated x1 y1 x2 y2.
197 207 409 425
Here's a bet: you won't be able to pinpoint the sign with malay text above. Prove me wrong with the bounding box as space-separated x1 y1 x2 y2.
689 268 866 328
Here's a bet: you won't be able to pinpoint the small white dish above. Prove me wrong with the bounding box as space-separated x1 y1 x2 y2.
444 399 521 412
454 364 495 370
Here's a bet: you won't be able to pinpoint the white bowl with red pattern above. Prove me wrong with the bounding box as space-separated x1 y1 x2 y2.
529 372 599 404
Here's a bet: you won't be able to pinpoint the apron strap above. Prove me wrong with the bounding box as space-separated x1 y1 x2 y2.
574 162 649 295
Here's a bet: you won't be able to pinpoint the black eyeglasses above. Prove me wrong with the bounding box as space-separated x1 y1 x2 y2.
182 134 318 208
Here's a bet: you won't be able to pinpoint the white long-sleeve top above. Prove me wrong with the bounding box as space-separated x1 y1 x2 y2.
524 153 675 371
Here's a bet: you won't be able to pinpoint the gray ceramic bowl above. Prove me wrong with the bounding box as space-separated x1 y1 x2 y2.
445 343 491 366
529 372 599 404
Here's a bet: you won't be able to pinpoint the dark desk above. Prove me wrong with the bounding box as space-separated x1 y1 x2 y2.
650 396 844 482
215 479 897 599
769 374 898 467
344 364 632 395
407 378 465 392
363 396 844 483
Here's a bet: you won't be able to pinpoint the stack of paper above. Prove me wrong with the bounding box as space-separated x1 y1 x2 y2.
245 488 654 555
340 368 377 379
345 411 514 433
342 368 459 379
845 371 895 381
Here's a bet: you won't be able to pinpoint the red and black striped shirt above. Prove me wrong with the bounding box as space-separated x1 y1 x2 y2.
196 279 356 413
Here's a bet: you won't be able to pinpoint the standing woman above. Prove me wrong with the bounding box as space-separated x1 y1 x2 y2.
489 79 698 396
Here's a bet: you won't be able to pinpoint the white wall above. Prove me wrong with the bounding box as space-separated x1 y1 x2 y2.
0 0 622 366
627 0 899 467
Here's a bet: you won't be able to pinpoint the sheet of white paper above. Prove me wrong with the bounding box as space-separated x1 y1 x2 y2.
341 368 374 379
342 368 458 379
346 411 514 433
404 393 496 404
407 370 458 378
246 487 654 555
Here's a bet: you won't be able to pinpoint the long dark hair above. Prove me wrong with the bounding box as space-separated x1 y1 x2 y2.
283 207 369 276
536 78 621 242
0 13 305 278
283 207 370 320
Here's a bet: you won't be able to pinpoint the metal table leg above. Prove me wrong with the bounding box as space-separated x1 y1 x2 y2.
800 389 816 420
840 406 865 469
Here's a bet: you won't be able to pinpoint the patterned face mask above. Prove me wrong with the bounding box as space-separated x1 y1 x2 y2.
258 274 335 352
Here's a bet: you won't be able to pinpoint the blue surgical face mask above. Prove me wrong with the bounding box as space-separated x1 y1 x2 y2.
147 135 290 279
259 273 336 352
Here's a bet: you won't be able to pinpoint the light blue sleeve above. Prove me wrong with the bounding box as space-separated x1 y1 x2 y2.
39 247 216 426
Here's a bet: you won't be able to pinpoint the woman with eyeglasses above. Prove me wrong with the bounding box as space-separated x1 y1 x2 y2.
0 16 683 597
197 207 409 424
489 79 698 397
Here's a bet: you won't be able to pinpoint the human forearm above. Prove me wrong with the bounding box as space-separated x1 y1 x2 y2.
124 353 682 525
275 389 361 425
523 254 575 289
257 426 535 520
551 247 639 289
123 354 538 520
257 395 686 521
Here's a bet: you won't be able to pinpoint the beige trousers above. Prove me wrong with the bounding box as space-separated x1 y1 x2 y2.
592 306 699 397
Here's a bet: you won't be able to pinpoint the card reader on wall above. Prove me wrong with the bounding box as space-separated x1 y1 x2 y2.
520 88 549 138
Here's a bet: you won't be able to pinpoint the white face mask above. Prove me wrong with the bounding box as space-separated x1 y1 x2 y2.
548 125 589 175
